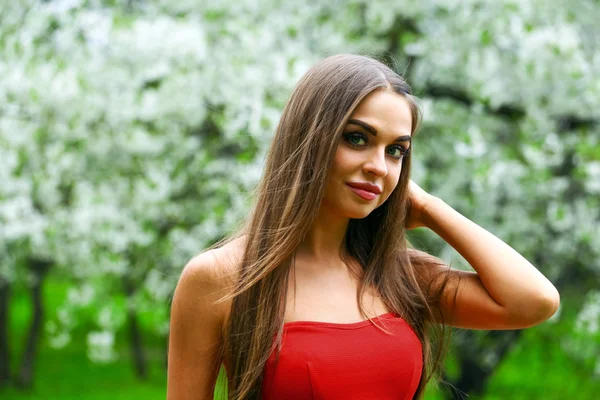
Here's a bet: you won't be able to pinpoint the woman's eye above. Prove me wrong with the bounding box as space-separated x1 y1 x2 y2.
343 132 367 146
387 146 407 158
343 132 410 159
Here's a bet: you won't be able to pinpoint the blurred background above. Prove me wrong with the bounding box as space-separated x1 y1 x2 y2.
1 0 599 399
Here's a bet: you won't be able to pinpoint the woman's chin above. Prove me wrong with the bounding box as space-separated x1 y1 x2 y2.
320 199 377 220
345 207 376 220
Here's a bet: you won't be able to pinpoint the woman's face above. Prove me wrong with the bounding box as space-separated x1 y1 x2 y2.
321 89 413 219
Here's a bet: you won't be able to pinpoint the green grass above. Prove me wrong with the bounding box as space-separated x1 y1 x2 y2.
3 277 599 399
2 346 166 400
4 278 167 399
486 325 599 399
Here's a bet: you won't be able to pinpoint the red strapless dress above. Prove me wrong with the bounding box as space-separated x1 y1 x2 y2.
261 312 423 399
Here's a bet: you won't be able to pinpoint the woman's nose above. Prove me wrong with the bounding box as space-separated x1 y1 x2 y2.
363 150 388 177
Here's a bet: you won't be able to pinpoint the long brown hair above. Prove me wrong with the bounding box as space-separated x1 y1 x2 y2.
208 53 459 399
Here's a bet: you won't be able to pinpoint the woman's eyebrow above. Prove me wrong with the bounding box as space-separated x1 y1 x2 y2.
347 119 411 144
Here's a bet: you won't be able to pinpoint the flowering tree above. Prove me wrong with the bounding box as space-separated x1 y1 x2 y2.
354 0 600 394
0 0 364 387
1 0 598 396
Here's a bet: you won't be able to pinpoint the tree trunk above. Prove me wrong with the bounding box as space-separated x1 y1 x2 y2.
0 279 11 387
123 277 148 380
163 332 169 374
15 259 52 389
164 293 173 372
127 308 148 380
442 329 523 399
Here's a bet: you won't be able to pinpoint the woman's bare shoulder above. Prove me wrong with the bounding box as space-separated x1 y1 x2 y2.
178 236 247 324
185 236 246 281
167 236 247 399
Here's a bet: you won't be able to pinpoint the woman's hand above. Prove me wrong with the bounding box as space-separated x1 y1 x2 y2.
405 180 435 230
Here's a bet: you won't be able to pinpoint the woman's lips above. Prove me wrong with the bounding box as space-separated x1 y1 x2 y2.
346 184 378 201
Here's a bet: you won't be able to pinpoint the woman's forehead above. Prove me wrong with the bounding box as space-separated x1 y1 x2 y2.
348 90 413 138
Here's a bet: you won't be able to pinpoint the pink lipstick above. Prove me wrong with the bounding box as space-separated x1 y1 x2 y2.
346 182 381 201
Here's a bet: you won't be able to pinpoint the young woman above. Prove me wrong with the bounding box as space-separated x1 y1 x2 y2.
166 54 560 400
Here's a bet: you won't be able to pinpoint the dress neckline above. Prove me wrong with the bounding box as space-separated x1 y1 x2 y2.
283 312 398 330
